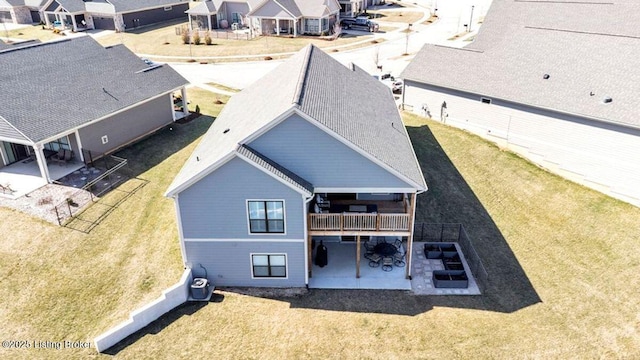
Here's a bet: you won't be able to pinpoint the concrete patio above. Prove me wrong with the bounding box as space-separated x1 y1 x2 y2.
308 240 481 295
0 158 84 199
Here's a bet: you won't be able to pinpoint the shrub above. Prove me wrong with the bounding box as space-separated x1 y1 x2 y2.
264 56 273 61
193 32 201 45
205 33 212 45
181 31 189 44
195 105 200 114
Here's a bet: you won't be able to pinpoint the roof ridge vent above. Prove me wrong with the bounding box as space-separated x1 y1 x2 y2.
543 74 550 79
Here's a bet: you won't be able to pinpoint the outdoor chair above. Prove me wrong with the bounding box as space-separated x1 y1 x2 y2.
368 253 382 267
50 149 68 165
363 241 376 259
393 251 406 267
382 256 394 272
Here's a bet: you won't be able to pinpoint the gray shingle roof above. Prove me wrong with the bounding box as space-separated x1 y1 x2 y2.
54 0 86 13
107 0 187 13
185 0 218 15
0 36 188 143
401 0 640 130
237 144 313 195
166 45 426 196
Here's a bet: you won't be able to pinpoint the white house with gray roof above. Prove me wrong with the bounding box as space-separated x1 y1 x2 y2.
186 0 341 37
401 0 640 208
0 36 188 197
166 45 427 289
0 0 43 24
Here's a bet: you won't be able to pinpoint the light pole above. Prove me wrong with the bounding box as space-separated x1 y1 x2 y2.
404 23 412 55
468 5 474 32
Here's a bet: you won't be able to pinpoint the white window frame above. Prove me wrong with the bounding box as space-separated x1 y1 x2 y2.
250 253 288 279
246 199 286 235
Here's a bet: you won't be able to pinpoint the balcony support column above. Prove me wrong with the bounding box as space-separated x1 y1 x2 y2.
406 192 417 279
356 235 361 278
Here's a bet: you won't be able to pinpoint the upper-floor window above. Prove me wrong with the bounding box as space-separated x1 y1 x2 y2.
248 200 284 233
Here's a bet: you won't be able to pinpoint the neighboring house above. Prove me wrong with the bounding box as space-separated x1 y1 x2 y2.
186 0 341 37
0 36 188 191
0 0 43 24
248 0 340 36
165 45 427 288
185 0 262 32
40 0 189 32
338 0 363 17
401 0 640 208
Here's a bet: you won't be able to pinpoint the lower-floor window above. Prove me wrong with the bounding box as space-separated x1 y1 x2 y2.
252 254 286 278
305 18 319 33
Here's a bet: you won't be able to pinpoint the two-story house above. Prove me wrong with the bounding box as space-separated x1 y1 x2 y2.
165 45 427 289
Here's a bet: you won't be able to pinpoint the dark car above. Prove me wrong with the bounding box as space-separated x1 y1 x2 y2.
339 17 357 28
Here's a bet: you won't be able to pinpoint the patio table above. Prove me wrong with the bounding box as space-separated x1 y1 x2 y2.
374 242 397 257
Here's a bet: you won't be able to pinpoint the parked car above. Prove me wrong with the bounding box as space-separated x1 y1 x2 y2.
392 80 403 94
340 17 379 32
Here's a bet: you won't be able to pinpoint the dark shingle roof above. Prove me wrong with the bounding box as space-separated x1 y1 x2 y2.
166 45 427 196
401 0 640 130
0 36 188 143
108 0 187 13
237 144 313 195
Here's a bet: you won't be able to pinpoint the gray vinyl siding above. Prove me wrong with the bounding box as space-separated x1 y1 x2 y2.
248 114 413 189
178 156 305 239
403 81 640 206
77 94 173 155
122 3 188 29
184 240 305 287
223 2 250 19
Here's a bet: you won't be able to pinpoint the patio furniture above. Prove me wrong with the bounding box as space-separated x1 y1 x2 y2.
368 253 382 267
382 256 394 271
50 149 67 165
433 270 468 288
393 250 406 267
363 241 376 259
374 242 397 257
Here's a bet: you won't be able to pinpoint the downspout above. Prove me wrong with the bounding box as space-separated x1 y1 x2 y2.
303 194 314 286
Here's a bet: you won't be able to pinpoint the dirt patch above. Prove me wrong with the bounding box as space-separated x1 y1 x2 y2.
0 184 91 224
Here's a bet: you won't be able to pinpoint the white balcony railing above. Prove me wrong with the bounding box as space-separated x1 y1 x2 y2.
308 213 410 232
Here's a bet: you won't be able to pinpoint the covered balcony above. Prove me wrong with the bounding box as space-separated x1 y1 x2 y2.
307 193 414 236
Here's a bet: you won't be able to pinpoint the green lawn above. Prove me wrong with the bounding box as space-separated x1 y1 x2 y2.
1 104 640 359
0 88 227 360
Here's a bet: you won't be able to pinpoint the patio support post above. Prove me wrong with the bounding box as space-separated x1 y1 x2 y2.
276 18 279 35
208 14 212 31
181 87 189 117
71 15 77 32
74 130 84 163
33 144 51 183
293 19 297 37
405 192 417 279
308 233 313 278
356 235 361 278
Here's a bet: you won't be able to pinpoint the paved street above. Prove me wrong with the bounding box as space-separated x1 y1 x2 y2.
170 0 492 91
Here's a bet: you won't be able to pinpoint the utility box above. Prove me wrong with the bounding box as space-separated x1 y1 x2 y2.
190 278 209 300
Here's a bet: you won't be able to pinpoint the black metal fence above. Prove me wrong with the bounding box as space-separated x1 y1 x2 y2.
53 153 129 227
175 26 256 40
413 223 489 292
